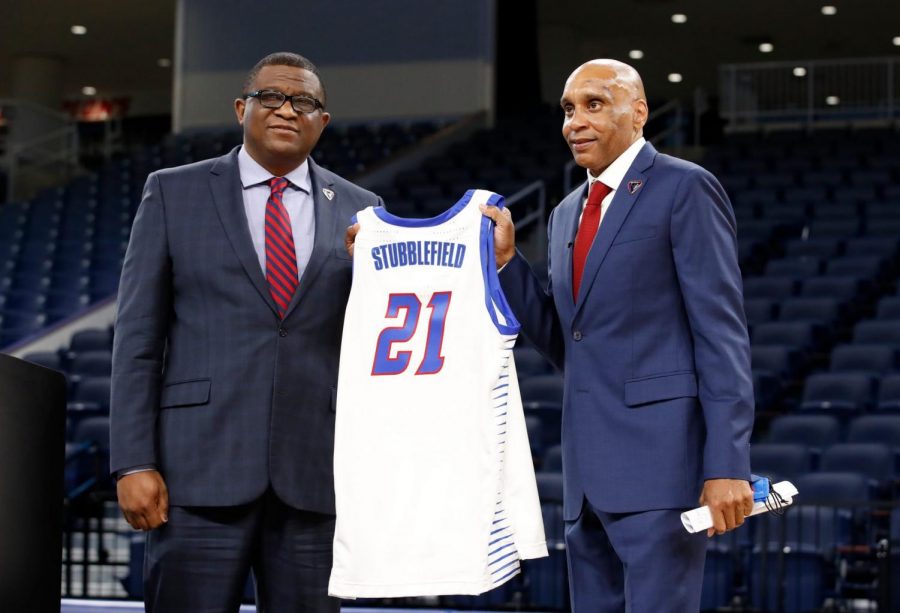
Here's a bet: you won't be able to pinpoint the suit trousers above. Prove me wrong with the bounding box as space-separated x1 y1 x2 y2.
565 498 707 612
144 487 338 613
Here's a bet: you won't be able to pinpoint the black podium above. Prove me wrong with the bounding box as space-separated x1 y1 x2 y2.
0 354 67 612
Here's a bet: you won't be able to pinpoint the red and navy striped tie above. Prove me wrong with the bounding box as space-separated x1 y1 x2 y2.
264 177 298 317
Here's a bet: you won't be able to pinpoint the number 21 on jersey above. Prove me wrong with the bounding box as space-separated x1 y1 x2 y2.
372 291 452 376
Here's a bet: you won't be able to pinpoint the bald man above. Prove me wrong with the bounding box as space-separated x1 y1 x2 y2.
481 59 754 611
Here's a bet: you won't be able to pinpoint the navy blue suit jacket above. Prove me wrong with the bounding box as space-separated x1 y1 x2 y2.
110 148 381 514
501 142 753 520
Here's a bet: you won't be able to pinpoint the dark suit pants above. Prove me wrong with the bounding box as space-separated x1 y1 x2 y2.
144 488 338 613
565 498 707 612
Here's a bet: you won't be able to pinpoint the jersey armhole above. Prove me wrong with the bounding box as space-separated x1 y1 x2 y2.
480 193 521 335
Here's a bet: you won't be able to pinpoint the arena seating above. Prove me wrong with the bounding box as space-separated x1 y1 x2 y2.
7 119 900 610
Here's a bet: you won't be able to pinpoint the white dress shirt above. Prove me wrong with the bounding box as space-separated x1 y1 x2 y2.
238 146 315 278
579 136 647 225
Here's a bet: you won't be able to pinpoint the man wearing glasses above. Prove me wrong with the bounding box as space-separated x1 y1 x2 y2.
110 52 382 612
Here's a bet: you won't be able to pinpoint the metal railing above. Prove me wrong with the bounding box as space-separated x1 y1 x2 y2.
720 56 900 128
505 179 547 261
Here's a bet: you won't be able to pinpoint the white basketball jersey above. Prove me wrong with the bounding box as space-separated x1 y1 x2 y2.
329 189 547 599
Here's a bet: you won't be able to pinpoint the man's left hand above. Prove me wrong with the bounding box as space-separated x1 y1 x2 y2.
699 478 754 537
345 223 360 258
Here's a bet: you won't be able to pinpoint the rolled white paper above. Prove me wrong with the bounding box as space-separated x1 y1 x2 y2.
681 480 799 534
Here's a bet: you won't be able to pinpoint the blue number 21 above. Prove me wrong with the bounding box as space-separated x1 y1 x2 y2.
372 291 452 376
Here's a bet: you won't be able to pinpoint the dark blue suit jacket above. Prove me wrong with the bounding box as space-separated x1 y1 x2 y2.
501 142 753 520
110 148 382 514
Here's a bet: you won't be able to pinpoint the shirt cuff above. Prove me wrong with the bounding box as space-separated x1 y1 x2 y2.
116 465 157 480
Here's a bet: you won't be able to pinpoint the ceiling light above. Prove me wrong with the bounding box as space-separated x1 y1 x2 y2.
759 43 774 53
668 73 683 83
70 25 87 35
821 5 837 15
825 95 840 106
628 50 644 60
793 67 808 77
893 36 900 46
671 14 687 24
157 58 172 68
81 86 97 96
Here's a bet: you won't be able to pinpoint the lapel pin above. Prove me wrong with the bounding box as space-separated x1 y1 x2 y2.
322 188 335 201
627 180 643 195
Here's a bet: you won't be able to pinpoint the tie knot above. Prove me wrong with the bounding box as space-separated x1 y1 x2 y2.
269 177 290 196
587 181 611 208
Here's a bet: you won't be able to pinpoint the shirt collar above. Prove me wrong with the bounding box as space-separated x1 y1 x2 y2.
587 136 646 192
238 145 311 194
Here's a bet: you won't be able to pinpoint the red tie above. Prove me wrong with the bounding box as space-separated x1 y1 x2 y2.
264 177 299 317
572 180 612 301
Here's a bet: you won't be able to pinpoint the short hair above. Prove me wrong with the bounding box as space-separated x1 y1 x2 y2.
243 52 327 106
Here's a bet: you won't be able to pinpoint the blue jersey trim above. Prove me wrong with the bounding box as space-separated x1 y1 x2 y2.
480 193 520 335
373 190 474 227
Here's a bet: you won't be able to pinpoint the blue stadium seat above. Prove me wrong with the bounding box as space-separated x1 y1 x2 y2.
876 297 900 320
701 540 737 611
848 415 900 453
525 415 544 459
779 297 844 326
541 444 562 473
785 185 827 202
2 290 48 313
844 237 899 259
797 471 870 505
742 276 799 300
752 321 827 352
833 185 877 204
764 257 822 277
750 345 803 381
70 376 112 413
784 238 843 258
750 443 813 482
806 219 862 239
68 350 113 379
528 473 567 610
519 374 564 405
753 371 780 411
799 373 876 418
825 256 887 281
876 374 900 413
816 203 860 220
820 443 894 495
829 344 897 375
767 415 841 455
800 276 869 302
70 415 112 491
69 328 113 353
866 219 900 238
514 346 554 378
744 299 778 327
853 321 900 347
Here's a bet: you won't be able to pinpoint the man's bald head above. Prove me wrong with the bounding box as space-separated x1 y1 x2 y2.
560 58 649 176
565 59 647 107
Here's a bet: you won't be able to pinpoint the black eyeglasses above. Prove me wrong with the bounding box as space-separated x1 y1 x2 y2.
244 90 324 114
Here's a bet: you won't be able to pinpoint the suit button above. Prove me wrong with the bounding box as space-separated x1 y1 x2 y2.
278 327 287 337
572 330 583 341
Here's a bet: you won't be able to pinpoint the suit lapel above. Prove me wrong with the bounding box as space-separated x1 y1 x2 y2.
574 143 657 315
553 188 584 319
209 148 279 315
282 158 336 319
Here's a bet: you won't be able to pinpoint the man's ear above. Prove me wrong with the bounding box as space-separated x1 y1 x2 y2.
235 98 246 125
633 99 649 130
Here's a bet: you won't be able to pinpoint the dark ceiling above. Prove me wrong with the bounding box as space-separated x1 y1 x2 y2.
0 0 897 110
